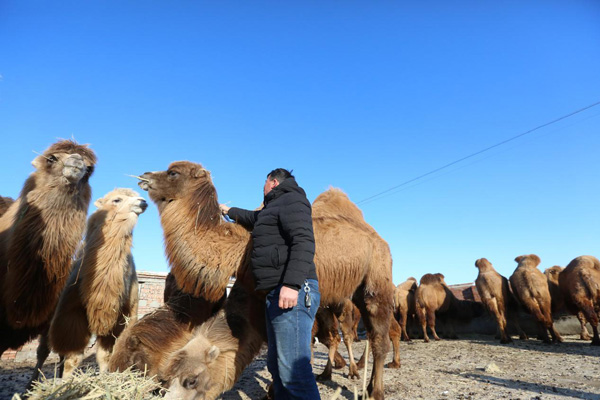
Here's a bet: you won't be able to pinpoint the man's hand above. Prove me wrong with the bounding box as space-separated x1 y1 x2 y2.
219 204 230 215
279 286 299 309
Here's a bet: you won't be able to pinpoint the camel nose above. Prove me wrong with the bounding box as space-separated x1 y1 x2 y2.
138 172 153 191
139 199 148 211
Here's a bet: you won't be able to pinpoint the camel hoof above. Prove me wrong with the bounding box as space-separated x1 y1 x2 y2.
315 372 331 382
500 337 513 344
580 333 592 341
356 360 365 370
519 334 528 340
386 361 401 369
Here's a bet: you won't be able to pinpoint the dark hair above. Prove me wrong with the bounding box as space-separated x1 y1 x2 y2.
267 168 294 183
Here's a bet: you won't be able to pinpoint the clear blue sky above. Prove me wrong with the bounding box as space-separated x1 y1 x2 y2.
1 1 599 285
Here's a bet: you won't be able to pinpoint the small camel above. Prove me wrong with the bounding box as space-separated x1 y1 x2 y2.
509 254 563 343
394 277 417 341
475 258 527 343
47 189 147 377
558 255 600 345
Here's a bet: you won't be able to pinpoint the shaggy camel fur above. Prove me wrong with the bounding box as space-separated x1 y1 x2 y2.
46 189 147 377
394 277 417 341
0 196 14 217
509 254 563 343
415 273 484 342
558 256 600 345
136 162 394 400
545 265 592 340
0 140 96 358
475 258 527 343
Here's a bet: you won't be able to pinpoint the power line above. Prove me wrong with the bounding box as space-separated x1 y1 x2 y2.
356 100 600 205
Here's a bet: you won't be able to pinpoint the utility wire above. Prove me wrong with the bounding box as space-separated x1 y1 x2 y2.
356 100 600 205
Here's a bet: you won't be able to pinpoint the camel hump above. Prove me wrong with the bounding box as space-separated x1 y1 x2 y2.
475 258 493 270
514 254 541 267
0 196 15 217
420 273 444 285
313 188 363 219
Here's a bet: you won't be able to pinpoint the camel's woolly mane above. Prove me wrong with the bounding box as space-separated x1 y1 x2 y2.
0 140 95 331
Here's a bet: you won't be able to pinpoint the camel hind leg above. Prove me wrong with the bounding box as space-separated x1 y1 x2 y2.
353 289 392 400
386 316 401 368
577 300 600 346
416 304 430 342
337 304 360 379
426 309 440 341
26 331 51 390
577 312 592 341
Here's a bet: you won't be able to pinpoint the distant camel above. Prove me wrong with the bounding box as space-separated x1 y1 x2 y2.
393 277 417 341
544 265 591 340
509 254 562 343
558 256 600 345
475 258 527 343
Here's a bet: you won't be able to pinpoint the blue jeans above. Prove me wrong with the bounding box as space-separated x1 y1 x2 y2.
265 279 321 400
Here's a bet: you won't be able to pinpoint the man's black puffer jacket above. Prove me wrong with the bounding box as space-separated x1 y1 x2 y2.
227 177 318 292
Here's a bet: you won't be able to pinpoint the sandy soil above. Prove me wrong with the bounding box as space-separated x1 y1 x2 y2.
2 334 600 400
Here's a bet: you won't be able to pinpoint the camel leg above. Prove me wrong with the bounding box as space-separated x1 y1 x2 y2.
333 350 346 369
417 306 430 343
577 312 592 341
398 311 411 342
62 352 84 377
578 301 600 346
96 335 117 373
427 309 440 341
354 293 392 400
339 309 360 379
316 338 337 381
497 310 512 344
26 332 51 390
386 317 401 368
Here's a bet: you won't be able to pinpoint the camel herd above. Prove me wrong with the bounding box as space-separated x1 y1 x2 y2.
0 139 599 400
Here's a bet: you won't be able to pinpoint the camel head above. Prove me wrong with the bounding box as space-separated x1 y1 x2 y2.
544 265 564 286
137 161 216 216
31 140 96 187
514 254 541 269
475 258 493 272
94 188 148 217
163 335 220 400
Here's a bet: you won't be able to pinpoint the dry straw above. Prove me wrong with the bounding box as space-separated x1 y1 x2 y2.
19 367 162 400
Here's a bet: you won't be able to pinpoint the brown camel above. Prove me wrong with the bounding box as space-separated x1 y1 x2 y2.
475 258 527 343
558 256 600 345
131 162 394 400
544 265 592 340
415 273 483 342
394 277 417 341
0 140 96 359
509 254 563 343
45 188 147 378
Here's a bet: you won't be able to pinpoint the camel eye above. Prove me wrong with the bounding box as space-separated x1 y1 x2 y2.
113 198 122 203
168 170 179 178
47 155 58 165
183 376 197 389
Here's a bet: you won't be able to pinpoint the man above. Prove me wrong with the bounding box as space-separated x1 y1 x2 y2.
220 168 320 400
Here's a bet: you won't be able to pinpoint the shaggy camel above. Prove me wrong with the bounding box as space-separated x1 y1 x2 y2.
132 162 394 400
394 277 417 341
0 140 96 358
45 188 147 377
545 265 592 340
558 256 600 345
475 258 527 343
415 273 484 342
509 254 563 343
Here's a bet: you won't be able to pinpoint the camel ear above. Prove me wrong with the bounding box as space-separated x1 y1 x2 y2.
126 335 141 350
192 167 208 178
206 345 220 363
94 198 105 208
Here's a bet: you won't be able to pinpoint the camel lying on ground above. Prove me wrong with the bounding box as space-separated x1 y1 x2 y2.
558 255 600 345
509 254 563 343
415 273 484 342
126 162 394 400
545 265 592 340
475 258 527 343
394 277 417 341
0 140 96 359
45 189 147 377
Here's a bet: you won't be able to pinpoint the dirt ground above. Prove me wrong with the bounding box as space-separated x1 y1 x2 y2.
2 334 600 400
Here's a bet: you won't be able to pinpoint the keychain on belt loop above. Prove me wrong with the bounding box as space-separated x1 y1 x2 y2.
304 281 311 308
